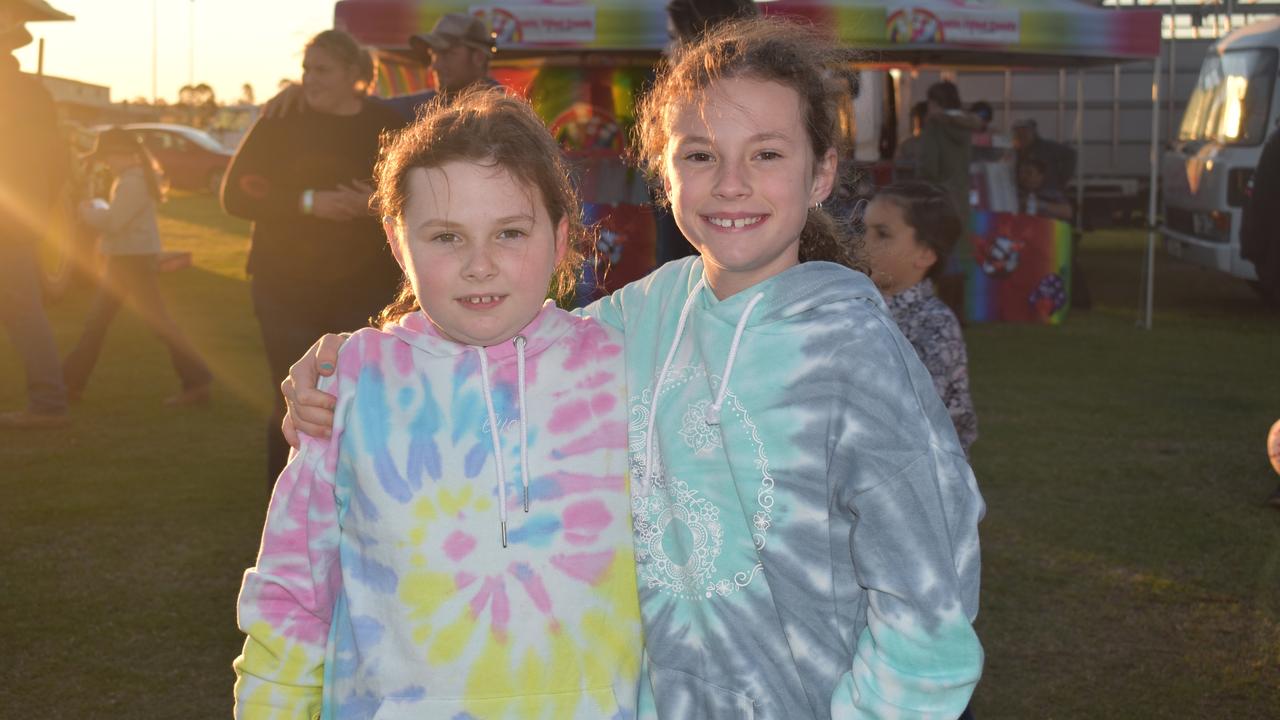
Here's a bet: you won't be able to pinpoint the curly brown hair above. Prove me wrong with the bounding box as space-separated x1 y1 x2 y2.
372 89 590 327
633 16 865 273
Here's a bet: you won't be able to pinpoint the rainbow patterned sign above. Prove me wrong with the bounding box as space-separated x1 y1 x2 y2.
958 211 1073 324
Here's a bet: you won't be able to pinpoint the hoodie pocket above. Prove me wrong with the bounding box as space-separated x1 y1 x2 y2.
371 686 622 720
647 661 756 719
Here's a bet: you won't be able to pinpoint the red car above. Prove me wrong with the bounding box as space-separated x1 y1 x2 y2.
96 123 234 194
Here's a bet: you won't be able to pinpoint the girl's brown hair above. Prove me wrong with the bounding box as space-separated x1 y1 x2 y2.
633 16 865 272
871 181 962 281
373 88 589 327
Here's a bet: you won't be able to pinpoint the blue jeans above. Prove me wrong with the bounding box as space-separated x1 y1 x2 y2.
0 235 68 415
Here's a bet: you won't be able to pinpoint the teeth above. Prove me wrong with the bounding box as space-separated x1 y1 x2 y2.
466 296 499 304
708 216 763 228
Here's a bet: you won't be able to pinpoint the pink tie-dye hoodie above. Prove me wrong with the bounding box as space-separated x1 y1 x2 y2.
234 300 641 720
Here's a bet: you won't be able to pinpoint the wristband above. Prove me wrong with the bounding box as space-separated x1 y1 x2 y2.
300 189 315 215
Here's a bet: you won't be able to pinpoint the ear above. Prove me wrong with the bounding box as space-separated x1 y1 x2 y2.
913 245 939 271
384 217 407 271
553 215 570 266
810 147 838 206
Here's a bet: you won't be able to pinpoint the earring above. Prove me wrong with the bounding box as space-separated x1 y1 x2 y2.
811 201 824 211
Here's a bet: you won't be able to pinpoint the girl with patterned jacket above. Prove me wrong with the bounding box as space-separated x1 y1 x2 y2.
284 17 984 720
232 91 642 719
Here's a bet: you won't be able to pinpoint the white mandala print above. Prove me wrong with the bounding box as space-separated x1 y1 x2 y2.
629 365 774 601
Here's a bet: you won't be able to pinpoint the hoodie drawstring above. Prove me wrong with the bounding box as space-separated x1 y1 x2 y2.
641 278 705 495
705 292 764 425
473 336 530 548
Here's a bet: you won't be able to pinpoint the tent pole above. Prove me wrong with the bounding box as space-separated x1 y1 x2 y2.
1144 53 1163 331
1076 69 1084 237
1003 70 1012 133
1169 1 1177 141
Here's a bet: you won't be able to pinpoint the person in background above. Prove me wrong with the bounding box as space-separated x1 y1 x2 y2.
861 181 978 455
894 100 930 176
1018 157 1073 222
261 13 500 123
919 81 978 229
221 29 406 487
1012 117 1076 195
970 101 993 133
1240 126 1280 307
0 0 73 429
61 129 212 406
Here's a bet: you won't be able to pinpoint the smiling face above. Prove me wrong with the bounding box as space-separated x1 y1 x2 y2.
301 45 363 114
862 196 936 297
663 76 836 299
386 161 567 347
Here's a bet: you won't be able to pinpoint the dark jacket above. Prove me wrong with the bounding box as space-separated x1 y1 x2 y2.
920 113 974 223
1241 129 1280 291
221 99 405 300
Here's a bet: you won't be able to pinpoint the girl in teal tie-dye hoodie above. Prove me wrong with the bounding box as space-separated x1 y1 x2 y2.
233 91 642 719
284 17 985 720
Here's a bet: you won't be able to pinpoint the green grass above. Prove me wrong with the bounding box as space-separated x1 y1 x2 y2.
2 199 1278 718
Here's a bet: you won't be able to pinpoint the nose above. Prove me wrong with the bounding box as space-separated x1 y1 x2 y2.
712 157 750 201
461 241 499 282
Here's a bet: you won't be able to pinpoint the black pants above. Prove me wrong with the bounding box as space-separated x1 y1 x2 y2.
63 254 211 400
250 274 396 489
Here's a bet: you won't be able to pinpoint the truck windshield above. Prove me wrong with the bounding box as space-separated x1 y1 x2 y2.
1179 48 1277 146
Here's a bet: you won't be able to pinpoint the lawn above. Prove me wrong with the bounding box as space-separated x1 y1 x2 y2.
1 194 1277 718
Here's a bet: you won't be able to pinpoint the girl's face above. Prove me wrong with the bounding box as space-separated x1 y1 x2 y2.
301 45 362 113
386 161 567 347
663 76 836 299
862 197 936 297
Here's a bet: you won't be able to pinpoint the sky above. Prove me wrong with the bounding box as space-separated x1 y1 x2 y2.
15 0 337 104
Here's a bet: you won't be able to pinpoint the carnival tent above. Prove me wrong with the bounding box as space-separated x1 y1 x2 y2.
333 0 1168 325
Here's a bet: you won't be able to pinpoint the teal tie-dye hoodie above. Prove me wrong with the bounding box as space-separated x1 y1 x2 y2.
234 301 642 720
584 257 984 720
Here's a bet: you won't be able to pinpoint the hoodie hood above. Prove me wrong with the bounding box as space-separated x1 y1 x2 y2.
697 258 885 327
386 298 574 361
926 113 975 148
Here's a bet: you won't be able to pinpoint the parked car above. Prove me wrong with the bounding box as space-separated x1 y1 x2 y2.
92 123 233 194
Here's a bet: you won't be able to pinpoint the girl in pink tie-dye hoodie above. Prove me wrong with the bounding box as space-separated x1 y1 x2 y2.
233 90 642 720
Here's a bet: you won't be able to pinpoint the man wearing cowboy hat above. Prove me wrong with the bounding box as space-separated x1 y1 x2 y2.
0 0 74 429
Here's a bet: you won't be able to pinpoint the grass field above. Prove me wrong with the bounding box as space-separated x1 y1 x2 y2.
2 194 1278 718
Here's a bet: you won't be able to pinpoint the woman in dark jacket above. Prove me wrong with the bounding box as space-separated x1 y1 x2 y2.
222 29 405 487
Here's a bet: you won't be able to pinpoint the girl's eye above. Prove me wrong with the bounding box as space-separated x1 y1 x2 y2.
432 232 461 244
497 229 527 241
756 150 782 161
683 151 713 162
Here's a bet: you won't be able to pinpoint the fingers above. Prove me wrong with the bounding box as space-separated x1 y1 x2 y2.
292 389 337 438
317 334 345 374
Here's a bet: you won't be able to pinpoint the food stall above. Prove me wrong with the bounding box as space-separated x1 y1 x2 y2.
762 0 1164 324
332 0 672 304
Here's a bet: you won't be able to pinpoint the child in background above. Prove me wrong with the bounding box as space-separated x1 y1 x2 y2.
63 128 212 406
233 91 641 719
1017 157 1073 222
283 17 984 719
862 181 979 455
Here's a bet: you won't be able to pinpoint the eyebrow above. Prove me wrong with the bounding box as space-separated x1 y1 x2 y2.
675 131 793 146
413 214 534 232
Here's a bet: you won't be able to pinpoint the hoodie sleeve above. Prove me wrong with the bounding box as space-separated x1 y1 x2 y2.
828 309 984 720
233 372 345 720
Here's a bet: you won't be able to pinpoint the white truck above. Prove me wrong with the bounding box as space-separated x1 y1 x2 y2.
1162 18 1280 301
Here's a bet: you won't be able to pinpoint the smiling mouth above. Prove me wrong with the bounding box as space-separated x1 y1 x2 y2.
458 295 505 307
705 215 765 229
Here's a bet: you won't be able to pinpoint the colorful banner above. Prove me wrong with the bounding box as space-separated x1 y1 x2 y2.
473 5 597 46
887 2 1020 46
958 211 1072 324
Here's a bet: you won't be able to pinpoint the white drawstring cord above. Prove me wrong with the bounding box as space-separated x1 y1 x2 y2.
705 292 764 425
642 277 706 493
474 347 509 548
515 335 530 512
